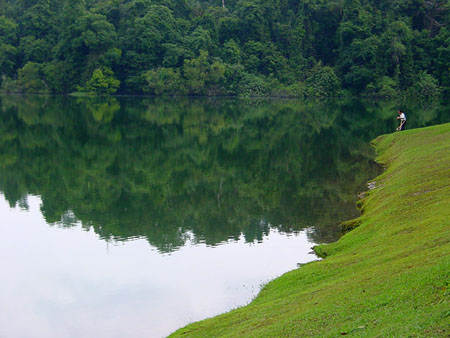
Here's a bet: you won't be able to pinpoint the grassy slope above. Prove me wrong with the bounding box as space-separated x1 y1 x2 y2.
170 123 450 338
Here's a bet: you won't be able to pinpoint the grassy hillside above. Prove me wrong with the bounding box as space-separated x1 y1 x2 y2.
170 123 450 337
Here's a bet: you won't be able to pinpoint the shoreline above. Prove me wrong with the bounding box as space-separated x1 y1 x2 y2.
1 91 445 101
169 123 450 337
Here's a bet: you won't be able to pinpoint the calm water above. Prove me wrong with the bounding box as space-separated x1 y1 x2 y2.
0 95 448 338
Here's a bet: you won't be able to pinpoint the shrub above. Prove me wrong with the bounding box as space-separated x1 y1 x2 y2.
237 73 269 97
14 62 49 93
81 67 120 95
408 72 441 101
364 76 397 98
305 63 341 98
145 67 186 95
0 75 18 92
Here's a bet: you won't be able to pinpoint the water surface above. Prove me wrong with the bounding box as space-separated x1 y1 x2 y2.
0 95 448 338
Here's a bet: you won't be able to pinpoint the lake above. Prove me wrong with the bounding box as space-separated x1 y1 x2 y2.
0 95 448 338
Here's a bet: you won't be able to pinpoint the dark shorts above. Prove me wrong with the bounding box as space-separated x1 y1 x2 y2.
400 120 406 130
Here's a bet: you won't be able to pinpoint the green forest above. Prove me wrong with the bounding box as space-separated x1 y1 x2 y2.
0 0 449 97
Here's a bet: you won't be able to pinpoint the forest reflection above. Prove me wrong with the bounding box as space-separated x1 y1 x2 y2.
0 95 448 253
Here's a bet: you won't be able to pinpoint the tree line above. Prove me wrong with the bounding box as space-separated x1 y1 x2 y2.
0 0 449 97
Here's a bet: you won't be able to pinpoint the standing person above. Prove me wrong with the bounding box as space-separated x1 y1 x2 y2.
396 110 407 131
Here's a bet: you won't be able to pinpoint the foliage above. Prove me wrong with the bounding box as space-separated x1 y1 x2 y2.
408 72 441 102
80 67 120 94
0 16 18 79
144 67 186 95
1 62 49 93
305 63 341 98
236 72 269 97
1 0 449 97
365 76 397 98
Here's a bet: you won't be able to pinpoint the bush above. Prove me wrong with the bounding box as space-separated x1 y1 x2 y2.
0 75 18 92
364 76 397 98
145 67 187 95
269 82 307 98
237 72 269 97
12 62 48 93
305 63 341 98
407 72 441 101
80 67 120 95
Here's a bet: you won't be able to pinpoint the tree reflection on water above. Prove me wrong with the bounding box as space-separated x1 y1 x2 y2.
0 95 447 252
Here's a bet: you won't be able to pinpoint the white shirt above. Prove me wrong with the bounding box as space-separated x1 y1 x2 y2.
400 113 406 121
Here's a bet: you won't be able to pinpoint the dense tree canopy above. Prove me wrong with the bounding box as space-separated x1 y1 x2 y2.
0 0 449 97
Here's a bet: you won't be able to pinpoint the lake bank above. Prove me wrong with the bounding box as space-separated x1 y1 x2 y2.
169 123 450 337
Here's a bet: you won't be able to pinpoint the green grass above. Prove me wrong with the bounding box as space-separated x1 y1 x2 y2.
169 123 450 338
